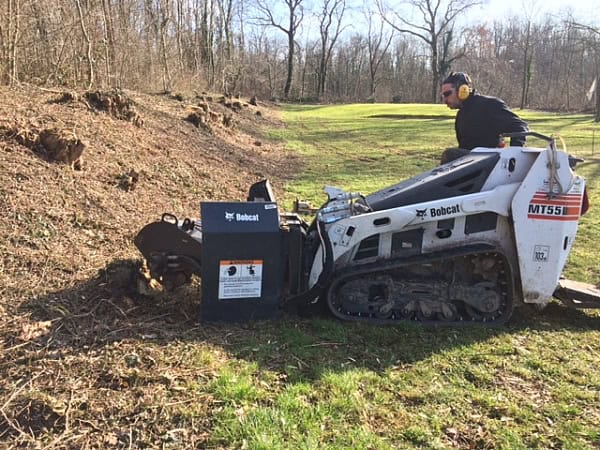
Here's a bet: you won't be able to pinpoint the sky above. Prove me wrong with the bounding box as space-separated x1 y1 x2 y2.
333 0 599 39
284 0 598 44
468 0 598 24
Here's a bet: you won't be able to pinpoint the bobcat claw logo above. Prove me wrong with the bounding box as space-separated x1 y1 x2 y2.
416 209 427 218
225 212 235 221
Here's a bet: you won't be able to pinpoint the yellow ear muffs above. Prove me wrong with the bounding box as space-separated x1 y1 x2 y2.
457 84 470 101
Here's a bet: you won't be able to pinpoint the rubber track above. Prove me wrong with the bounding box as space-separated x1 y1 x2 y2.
326 244 515 326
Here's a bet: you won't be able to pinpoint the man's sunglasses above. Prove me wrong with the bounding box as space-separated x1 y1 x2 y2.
441 90 454 98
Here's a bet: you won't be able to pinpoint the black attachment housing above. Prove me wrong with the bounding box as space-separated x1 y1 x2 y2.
199 201 284 322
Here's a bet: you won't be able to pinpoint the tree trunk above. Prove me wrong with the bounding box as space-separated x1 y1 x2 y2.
10 0 20 85
205 0 215 87
160 18 172 91
520 22 531 109
595 57 600 122
75 0 94 89
284 32 294 98
594 79 600 122
300 48 307 98
431 37 438 103
267 62 274 98
219 0 233 60
318 43 327 96
193 0 201 76
3 0 15 85
174 0 185 73
100 0 114 87
144 0 155 87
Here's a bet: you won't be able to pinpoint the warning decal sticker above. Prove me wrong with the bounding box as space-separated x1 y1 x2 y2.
218 260 263 299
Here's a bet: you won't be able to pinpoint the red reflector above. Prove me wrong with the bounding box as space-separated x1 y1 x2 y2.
581 187 590 215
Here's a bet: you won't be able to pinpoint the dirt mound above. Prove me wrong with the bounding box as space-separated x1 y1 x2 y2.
0 86 297 446
0 86 292 314
83 90 144 126
1 120 86 169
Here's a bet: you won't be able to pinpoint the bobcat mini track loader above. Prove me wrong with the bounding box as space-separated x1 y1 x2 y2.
134 131 600 325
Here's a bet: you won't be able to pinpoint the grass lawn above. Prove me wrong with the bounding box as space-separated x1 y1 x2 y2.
200 102 600 450
5 95 600 449
272 103 600 283
10 102 598 449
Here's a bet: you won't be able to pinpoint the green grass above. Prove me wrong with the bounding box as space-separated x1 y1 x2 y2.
273 103 600 283
6 97 600 449
273 104 599 205
202 312 600 449
269 104 457 204
194 102 600 449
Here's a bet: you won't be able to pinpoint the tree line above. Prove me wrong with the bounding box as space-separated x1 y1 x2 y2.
0 0 598 119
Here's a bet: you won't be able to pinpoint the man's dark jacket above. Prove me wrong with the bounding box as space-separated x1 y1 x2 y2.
455 92 528 150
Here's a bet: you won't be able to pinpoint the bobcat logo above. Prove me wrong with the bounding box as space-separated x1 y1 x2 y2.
416 209 427 218
225 211 235 222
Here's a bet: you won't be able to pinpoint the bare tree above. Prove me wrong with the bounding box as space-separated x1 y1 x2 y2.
11 0 21 85
1 0 23 85
0 0 596 113
365 10 393 99
519 19 533 109
569 21 600 122
216 0 242 93
254 0 305 99
438 26 463 81
174 0 186 73
145 0 174 92
517 1 543 109
100 0 117 87
316 0 346 98
196 0 216 86
74 0 94 89
337 34 369 99
217 0 235 60
376 0 481 102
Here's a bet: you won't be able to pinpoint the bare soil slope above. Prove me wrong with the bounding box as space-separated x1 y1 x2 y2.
0 86 296 446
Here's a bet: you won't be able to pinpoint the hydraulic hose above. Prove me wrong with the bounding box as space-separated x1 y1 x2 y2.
284 219 334 312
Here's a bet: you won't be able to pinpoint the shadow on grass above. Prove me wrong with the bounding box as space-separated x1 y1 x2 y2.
14 258 600 387
524 115 594 124
368 114 453 120
577 158 600 179
284 104 335 113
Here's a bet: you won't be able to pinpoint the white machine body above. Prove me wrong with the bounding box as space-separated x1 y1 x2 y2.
310 143 586 308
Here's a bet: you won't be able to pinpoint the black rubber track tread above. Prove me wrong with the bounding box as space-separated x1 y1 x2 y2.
326 244 515 326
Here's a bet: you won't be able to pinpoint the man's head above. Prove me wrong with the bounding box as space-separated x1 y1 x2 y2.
440 72 472 109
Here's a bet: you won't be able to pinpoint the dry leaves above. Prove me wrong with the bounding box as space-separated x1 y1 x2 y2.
19 320 52 341
0 85 294 448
